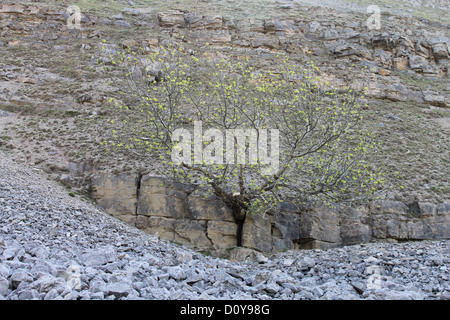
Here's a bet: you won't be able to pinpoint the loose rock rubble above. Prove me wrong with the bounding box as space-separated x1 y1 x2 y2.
0 152 449 300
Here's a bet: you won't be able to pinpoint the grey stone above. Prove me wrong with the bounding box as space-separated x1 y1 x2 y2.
175 250 193 263
113 20 132 29
228 247 268 263
59 174 71 185
252 271 272 286
0 277 9 296
351 280 366 293
88 278 106 293
0 265 10 278
264 280 282 293
409 55 430 71
432 42 449 60
82 247 117 267
166 266 186 281
31 273 62 293
44 288 63 300
106 282 133 298
10 270 32 289
30 261 57 275
121 8 141 16
440 291 450 300
18 289 40 300
3 246 21 260
89 291 105 300
301 257 316 269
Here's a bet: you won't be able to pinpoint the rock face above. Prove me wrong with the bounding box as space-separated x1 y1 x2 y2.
91 173 139 222
84 6 450 107
154 8 449 78
2 152 449 300
91 173 450 255
0 1 449 301
142 8 450 108
1 2 448 255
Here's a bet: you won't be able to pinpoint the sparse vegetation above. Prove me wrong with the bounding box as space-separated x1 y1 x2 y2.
0 0 448 210
102 43 389 246
0 0 449 303
0 103 34 115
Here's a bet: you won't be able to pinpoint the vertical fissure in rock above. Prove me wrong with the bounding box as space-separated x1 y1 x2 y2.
135 172 143 216
235 214 247 247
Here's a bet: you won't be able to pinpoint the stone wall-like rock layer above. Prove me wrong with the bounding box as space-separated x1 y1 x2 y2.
91 173 450 255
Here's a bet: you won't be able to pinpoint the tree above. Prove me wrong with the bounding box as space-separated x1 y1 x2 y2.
101 42 387 247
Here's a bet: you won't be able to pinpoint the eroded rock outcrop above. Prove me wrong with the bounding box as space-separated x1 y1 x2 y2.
1 2 448 254
151 8 449 106
91 172 450 256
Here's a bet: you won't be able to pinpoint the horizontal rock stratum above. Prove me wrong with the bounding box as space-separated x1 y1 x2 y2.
91 172 450 255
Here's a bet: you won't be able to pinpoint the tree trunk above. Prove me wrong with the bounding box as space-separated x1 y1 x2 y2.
232 208 247 247
213 189 248 247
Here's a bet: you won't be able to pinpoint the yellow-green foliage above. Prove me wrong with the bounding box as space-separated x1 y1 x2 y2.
101 41 388 216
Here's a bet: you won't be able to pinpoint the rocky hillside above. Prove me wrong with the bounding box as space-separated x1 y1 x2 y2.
0 0 449 300
0 0 448 205
0 151 449 300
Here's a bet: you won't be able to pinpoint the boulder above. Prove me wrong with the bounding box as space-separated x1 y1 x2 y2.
106 282 133 298
10 270 32 289
82 246 117 267
0 277 9 296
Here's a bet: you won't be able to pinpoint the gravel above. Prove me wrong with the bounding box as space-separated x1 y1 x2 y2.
0 151 449 300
